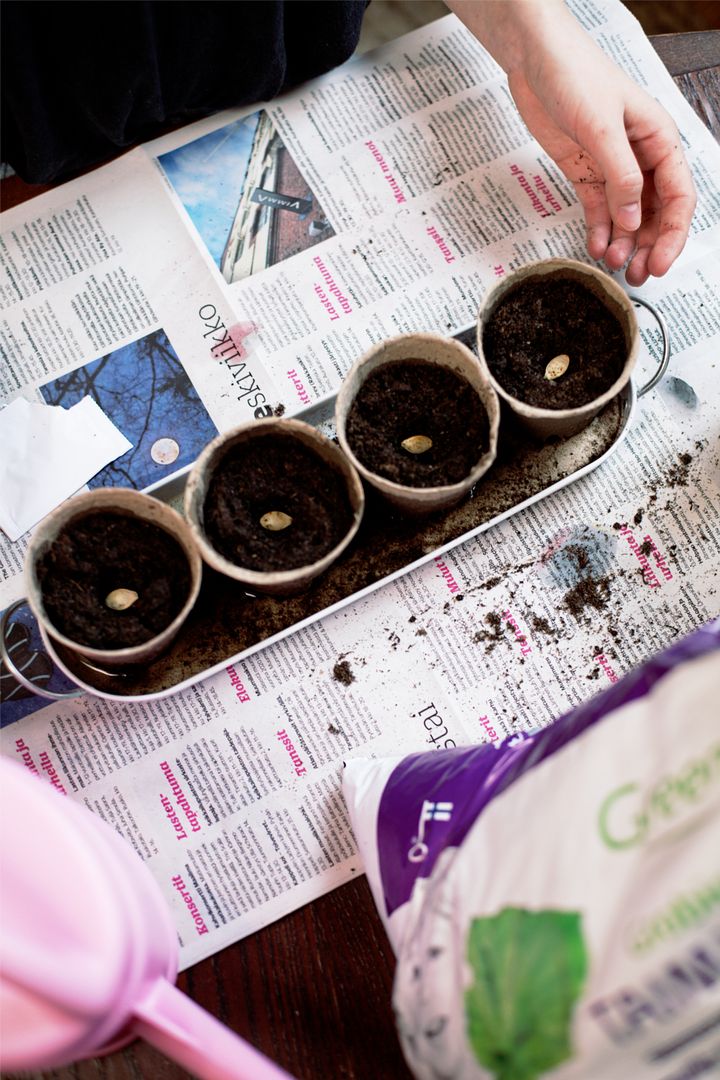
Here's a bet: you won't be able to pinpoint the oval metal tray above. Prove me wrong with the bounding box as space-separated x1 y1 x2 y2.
1 310 668 703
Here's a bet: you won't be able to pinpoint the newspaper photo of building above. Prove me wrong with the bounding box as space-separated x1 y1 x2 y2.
158 110 335 285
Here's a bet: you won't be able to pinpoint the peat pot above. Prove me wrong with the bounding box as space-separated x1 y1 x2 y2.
25 488 202 669
477 258 639 439
336 332 500 514
184 418 365 596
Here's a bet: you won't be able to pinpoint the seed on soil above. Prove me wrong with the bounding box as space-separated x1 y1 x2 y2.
401 435 433 455
545 353 570 381
105 588 139 611
260 511 293 531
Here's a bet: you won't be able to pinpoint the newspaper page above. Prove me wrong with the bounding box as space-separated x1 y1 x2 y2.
1 0 719 968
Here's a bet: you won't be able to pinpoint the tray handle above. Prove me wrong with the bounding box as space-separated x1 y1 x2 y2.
1 599 83 701
630 296 670 398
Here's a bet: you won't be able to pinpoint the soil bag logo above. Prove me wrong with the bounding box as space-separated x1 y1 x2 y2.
408 799 454 863
465 907 587 1079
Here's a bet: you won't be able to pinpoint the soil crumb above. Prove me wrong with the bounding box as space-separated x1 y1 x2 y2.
481 574 503 590
333 659 355 686
564 575 611 619
664 452 693 487
473 611 505 651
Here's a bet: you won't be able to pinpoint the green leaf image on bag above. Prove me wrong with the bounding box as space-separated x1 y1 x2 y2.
465 907 587 1080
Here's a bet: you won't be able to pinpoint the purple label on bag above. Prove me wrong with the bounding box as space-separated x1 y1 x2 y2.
376 619 720 918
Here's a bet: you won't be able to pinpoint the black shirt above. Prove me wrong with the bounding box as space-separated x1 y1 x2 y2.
1 0 369 183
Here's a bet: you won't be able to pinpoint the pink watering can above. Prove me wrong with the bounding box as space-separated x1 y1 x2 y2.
0 756 294 1079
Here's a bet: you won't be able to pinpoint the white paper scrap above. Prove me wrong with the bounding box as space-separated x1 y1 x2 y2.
0 397 133 541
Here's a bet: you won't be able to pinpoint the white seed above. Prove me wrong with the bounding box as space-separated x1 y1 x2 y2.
105 588 139 611
545 353 570 380
401 435 433 455
260 511 293 531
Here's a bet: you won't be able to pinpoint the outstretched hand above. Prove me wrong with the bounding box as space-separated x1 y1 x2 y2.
507 22 696 285
446 1 696 285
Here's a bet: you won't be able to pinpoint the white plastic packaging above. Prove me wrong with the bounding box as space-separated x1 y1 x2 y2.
343 620 720 1080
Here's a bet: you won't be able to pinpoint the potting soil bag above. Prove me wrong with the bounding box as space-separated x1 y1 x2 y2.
342 619 720 1080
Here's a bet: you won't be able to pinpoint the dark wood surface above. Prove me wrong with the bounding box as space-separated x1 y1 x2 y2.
4 31 719 1080
651 31 720 141
650 29 720 75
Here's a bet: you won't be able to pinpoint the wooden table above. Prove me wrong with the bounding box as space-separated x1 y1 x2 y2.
651 30 720 141
5 30 719 1080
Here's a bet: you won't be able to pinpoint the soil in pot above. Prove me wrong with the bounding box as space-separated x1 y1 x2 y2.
482 276 627 409
345 359 490 487
37 512 192 649
203 433 354 572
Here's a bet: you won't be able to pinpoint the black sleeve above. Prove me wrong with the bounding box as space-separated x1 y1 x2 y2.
1 0 369 183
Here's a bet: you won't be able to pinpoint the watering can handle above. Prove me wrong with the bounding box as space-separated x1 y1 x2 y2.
133 978 295 1080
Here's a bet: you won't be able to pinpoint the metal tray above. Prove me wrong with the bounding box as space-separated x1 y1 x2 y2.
1 309 668 703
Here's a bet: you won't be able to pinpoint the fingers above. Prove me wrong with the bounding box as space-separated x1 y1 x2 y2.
624 198 658 286
572 170 636 271
628 113 696 280
626 245 652 286
562 153 615 261
573 86 697 282
579 137 694 283
572 170 639 271
605 233 636 272
625 173 695 284
604 163 653 274
580 136 643 271
586 220 612 262
579 118 644 238
576 183 612 261
564 111 644 273
579 184 692 284
647 213 693 278
646 173 697 278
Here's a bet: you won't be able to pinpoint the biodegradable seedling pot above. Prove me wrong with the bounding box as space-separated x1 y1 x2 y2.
25 489 202 669
335 332 500 514
477 258 639 439
184 418 365 596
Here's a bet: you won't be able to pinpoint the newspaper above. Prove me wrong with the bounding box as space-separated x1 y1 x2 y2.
1 0 719 968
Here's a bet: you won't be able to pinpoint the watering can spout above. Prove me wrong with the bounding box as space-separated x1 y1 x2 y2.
134 977 293 1080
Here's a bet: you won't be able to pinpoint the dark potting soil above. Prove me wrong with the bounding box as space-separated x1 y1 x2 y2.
37 512 192 649
482 276 627 409
203 434 354 572
345 359 490 487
